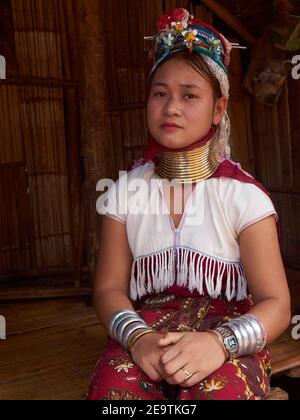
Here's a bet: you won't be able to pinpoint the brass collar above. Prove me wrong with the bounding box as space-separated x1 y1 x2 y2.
155 131 220 183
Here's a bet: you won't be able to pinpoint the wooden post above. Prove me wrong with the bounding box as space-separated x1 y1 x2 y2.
74 0 110 279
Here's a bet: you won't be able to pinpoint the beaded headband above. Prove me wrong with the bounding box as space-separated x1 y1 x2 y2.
144 8 246 78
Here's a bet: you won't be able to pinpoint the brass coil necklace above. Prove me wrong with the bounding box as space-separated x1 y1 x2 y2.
155 130 220 183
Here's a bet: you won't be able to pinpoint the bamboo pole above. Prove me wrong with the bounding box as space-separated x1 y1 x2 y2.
199 0 257 45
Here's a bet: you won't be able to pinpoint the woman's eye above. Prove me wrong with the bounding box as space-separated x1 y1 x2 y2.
184 93 197 99
152 92 197 99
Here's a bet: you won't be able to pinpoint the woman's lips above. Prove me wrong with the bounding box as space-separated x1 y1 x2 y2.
160 123 182 130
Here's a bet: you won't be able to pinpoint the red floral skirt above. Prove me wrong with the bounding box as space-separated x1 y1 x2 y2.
87 291 271 400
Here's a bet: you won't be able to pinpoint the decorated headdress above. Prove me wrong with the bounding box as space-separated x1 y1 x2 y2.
144 8 246 162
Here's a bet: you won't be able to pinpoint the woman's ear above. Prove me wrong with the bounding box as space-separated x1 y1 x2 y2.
213 97 228 125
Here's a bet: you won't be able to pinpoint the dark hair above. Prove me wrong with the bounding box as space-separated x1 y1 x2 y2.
146 50 222 101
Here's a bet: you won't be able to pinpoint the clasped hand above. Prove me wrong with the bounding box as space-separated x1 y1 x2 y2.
130 331 226 388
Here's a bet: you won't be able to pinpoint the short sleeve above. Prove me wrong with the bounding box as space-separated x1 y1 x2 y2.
96 175 127 224
228 181 279 235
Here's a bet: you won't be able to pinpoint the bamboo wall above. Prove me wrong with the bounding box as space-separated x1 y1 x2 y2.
0 0 79 277
252 75 300 268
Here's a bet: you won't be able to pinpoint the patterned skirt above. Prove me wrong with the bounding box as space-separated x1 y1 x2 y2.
86 291 272 400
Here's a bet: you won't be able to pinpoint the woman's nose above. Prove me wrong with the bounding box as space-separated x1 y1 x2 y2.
162 97 182 116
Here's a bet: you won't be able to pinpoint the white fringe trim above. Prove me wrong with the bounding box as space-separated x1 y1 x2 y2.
130 247 248 302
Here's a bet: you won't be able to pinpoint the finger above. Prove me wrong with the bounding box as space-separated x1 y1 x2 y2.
146 365 163 382
154 364 168 381
158 332 185 344
160 354 187 380
164 365 188 385
159 345 182 366
180 369 206 388
158 332 185 346
160 344 173 353
165 365 202 387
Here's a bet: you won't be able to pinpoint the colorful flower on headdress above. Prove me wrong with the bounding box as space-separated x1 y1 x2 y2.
182 29 199 49
145 7 245 76
171 21 188 32
210 38 222 53
159 31 176 47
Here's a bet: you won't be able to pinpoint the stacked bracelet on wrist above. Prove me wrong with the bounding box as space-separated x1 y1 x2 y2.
127 328 157 352
214 313 267 360
107 309 155 351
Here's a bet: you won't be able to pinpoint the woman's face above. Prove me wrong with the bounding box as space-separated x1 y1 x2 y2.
147 57 227 149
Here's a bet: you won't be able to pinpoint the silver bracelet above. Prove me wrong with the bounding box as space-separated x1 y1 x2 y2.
242 316 265 352
111 312 139 340
107 309 152 349
116 317 147 345
236 317 257 353
223 313 267 357
240 314 266 349
230 319 251 352
116 316 146 341
107 309 136 338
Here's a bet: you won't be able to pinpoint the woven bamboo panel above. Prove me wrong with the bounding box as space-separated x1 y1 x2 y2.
252 83 293 190
288 73 300 192
0 85 30 273
271 192 300 268
0 85 24 164
228 93 254 171
0 163 31 273
227 46 254 173
19 85 72 269
0 84 73 272
11 0 62 78
0 0 77 276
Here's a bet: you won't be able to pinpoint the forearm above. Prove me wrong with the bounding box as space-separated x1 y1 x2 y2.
248 298 291 344
93 288 135 330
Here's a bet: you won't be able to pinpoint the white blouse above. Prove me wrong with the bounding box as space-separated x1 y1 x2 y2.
97 161 278 302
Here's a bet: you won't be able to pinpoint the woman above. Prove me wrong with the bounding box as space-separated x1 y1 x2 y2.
87 8 291 400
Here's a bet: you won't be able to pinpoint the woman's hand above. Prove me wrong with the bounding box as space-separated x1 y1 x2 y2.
130 332 172 382
157 331 227 388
